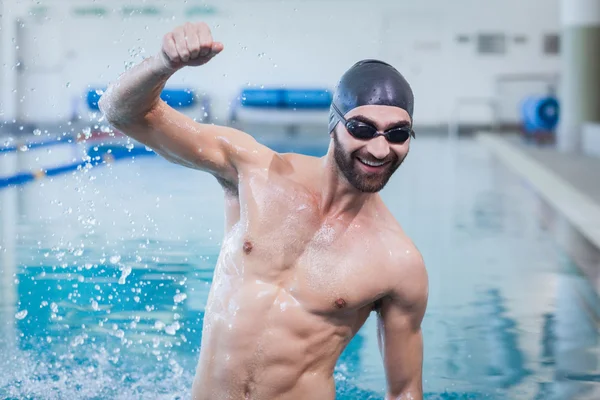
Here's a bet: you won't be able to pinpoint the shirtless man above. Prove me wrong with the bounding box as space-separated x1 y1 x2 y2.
99 21 428 400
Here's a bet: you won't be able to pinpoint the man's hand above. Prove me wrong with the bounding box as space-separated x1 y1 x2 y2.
159 22 224 71
377 248 428 400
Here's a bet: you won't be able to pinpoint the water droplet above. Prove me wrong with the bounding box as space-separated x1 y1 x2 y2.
66 82 71 88
33 129 41 136
15 310 28 320
71 335 85 347
118 266 132 284
174 293 187 304
165 321 181 335
109 255 121 264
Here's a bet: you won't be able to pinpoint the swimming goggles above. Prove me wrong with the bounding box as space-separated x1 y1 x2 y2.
331 102 415 144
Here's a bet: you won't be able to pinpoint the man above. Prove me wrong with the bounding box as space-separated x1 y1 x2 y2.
99 21 428 400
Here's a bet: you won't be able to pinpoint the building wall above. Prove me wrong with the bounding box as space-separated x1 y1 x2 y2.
0 0 561 127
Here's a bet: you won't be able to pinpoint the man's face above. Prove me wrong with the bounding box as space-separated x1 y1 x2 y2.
332 105 412 193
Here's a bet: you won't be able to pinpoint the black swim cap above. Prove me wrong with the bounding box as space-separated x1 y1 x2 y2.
329 59 414 133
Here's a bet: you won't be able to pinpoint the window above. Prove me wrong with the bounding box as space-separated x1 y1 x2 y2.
477 33 506 55
544 34 560 55
514 35 528 44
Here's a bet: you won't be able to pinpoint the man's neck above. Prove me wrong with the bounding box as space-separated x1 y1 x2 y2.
318 153 375 221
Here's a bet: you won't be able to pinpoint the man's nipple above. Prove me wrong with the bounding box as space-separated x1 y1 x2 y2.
334 298 347 309
243 240 253 254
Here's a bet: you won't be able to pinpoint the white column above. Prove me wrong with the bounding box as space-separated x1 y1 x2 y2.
0 187 18 352
0 0 19 123
558 0 600 152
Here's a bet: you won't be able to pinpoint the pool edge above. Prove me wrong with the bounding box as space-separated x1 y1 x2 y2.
475 132 600 252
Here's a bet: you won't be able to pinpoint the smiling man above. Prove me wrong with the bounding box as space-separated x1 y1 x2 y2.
329 59 416 194
99 21 429 400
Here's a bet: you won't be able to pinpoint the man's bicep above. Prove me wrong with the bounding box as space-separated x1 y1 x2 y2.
378 299 425 399
378 251 429 399
117 101 271 183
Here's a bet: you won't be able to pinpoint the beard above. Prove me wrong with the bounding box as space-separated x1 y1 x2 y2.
333 132 406 193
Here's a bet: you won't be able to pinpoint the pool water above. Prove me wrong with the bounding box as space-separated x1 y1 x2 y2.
1 136 599 399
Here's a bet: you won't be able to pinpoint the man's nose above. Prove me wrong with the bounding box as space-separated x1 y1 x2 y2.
365 136 390 160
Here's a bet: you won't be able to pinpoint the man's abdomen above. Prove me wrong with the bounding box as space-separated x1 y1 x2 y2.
192 280 349 399
192 358 336 400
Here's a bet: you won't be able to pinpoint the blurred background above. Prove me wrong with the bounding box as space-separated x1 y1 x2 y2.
1 1 599 399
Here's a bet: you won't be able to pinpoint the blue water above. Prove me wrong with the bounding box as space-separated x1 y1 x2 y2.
1 136 599 399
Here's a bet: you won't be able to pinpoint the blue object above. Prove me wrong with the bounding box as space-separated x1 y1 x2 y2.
520 96 560 133
87 88 196 110
0 144 17 154
0 143 155 190
23 137 73 151
283 89 332 109
160 89 195 108
240 89 284 108
239 88 332 109
87 144 155 161
87 89 103 110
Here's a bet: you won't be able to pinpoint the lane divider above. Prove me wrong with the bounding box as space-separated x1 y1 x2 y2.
0 143 155 190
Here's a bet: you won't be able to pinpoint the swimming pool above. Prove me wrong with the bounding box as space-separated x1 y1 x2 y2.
1 136 599 399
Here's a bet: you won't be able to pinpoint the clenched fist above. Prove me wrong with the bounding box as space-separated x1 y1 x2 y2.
159 22 224 70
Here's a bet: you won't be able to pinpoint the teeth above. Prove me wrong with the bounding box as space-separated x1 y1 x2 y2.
358 157 385 167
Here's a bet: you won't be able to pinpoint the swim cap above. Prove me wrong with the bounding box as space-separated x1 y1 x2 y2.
329 59 414 133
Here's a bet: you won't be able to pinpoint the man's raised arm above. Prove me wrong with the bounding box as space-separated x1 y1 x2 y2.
98 22 272 187
377 250 429 400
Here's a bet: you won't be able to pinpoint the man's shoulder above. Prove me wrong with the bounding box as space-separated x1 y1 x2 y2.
374 215 419 261
240 151 319 183
388 234 426 282
257 151 319 173
377 224 428 307
280 152 322 170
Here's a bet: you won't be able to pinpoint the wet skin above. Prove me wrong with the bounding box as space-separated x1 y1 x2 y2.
185 105 428 400
100 50 429 399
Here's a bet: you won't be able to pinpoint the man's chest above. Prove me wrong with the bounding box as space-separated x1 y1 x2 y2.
220 229 387 317
221 179 391 315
